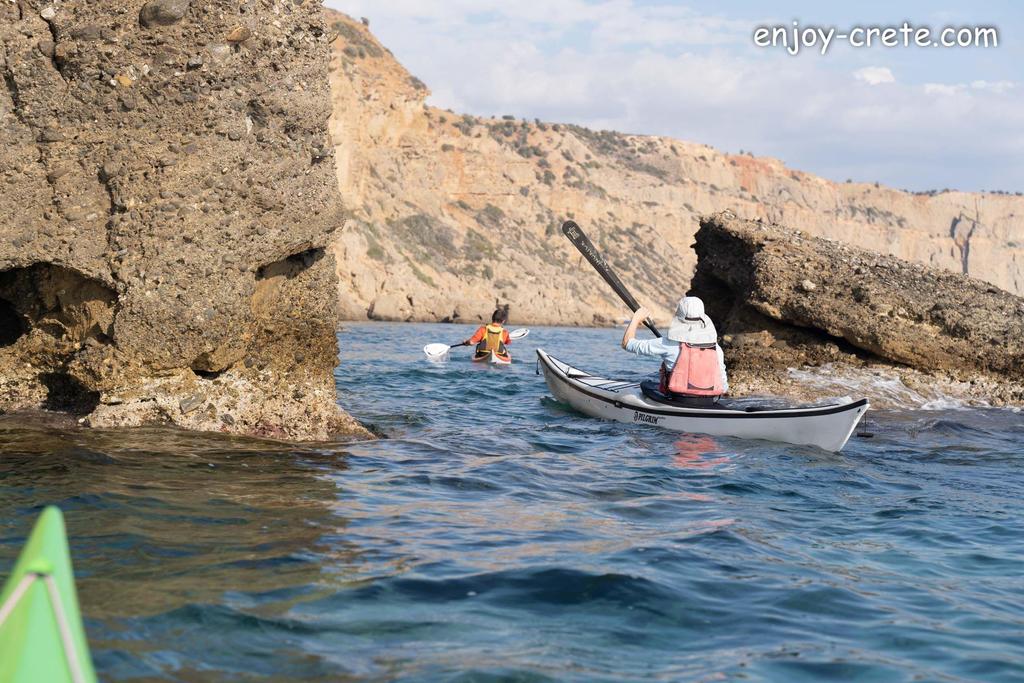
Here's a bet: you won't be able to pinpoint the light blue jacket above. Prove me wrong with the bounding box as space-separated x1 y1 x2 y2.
625 337 729 393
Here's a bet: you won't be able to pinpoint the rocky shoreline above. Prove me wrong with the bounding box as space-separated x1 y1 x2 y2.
2 3 1020 439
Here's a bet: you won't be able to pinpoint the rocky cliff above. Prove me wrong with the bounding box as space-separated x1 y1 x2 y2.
0 0 367 439
691 212 1024 406
325 10 1024 326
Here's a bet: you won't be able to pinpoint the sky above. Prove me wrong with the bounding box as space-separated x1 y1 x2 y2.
324 1 1024 192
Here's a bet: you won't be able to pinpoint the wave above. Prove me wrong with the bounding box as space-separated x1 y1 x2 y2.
787 364 987 410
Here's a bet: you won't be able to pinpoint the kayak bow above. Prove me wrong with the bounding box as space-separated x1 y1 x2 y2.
0 507 96 683
538 349 868 452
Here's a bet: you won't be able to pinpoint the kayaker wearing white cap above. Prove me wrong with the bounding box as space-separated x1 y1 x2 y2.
621 296 728 405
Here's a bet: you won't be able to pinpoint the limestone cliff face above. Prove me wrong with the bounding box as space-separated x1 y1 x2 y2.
0 0 367 439
326 10 1024 326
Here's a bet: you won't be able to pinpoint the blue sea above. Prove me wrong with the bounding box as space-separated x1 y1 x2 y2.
1 322 1022 682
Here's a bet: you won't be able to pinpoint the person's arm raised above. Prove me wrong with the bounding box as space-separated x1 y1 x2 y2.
621 306 651 349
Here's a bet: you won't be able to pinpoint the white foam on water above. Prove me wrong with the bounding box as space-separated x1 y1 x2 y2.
787 364 980 410
920 398 976 411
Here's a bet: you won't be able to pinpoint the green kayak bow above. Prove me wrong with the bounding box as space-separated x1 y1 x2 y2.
0 506 97 683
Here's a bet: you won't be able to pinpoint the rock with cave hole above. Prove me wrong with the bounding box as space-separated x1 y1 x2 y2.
0 0 369 440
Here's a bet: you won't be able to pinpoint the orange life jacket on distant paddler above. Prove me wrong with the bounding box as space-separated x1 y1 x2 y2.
471 323 510 358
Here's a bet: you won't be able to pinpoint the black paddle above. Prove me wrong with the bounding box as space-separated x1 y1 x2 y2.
561 220 662 337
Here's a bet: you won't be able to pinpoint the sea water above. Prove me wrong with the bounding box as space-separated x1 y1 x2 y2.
1 322 1022 682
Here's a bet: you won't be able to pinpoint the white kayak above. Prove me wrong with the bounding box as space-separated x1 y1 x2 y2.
537 349 869 452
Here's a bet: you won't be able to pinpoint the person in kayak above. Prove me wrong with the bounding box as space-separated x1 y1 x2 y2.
622 297 728 406
466 307 512 362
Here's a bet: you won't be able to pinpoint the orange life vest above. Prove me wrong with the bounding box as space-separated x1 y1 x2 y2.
661 342 723 397
476 324 508 356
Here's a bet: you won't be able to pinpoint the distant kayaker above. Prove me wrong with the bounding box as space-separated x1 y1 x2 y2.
466 307 512 363
622 297 728 405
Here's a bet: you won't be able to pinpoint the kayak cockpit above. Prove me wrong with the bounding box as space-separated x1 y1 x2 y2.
639 381 804 413
639 380 725 409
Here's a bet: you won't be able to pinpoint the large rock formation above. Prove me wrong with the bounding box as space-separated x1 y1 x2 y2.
691 212 1024 406
324 10 1024 326
0 0 367 439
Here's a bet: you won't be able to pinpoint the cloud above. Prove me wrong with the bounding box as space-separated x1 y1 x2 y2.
338 0 749 47
923 83 962 96
854 67 896 86
925 80 1016 96
970 80 1015 94
327 0 1024 191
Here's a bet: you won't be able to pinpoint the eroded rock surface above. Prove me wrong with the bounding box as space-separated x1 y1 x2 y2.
0 0 368 439
691 212 1024 406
